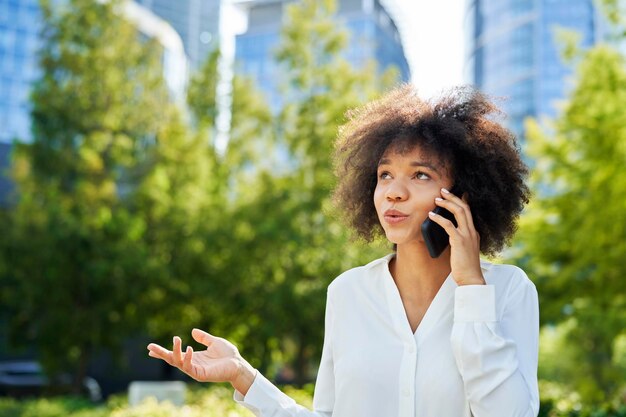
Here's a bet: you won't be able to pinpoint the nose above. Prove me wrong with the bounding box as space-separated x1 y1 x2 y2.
386 179 408 201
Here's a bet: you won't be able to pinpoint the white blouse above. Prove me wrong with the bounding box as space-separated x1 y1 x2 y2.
234 254 539 417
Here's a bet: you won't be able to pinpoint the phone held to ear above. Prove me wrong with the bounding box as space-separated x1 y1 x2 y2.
421 185 462 258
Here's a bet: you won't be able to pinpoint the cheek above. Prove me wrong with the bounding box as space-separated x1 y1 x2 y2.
373 184 385 213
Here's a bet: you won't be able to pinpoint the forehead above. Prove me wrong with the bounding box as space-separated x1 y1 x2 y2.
378 143 446 169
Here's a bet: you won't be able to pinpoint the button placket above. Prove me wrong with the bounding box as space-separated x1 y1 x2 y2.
396 339 417 417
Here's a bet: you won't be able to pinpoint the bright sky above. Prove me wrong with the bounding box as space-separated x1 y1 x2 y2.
395 0 466 98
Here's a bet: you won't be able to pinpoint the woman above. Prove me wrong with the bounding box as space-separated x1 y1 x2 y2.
147 85 539 417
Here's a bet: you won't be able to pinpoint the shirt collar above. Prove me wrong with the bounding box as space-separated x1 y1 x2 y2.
381 253 493 271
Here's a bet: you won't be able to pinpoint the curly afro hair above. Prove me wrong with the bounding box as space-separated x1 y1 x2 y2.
332 84 530 256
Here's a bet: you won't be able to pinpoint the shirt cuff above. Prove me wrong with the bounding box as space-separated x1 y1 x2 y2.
233 371 294 413
454 284 496 322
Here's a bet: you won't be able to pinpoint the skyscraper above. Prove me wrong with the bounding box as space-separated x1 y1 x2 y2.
233 0 410 110
0 0 188 144
133 0 222 69
0 0 189 206
465 0 606 138
0 0 42 144
123 1 189 103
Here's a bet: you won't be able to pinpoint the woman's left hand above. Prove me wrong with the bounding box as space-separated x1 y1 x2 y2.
428 188 485 286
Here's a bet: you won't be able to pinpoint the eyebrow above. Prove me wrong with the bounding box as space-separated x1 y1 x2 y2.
377 158 441 174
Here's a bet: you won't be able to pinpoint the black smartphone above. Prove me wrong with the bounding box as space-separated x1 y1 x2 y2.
421 185 462 258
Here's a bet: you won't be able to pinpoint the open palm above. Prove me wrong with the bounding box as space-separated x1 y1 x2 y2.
147 328 242 383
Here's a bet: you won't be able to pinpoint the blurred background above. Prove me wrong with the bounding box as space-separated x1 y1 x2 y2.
0 0 625 416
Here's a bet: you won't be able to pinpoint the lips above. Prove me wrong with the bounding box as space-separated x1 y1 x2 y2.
383 209 409 224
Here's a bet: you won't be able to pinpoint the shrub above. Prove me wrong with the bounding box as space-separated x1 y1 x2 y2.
0 384 313 417
539 380 626 417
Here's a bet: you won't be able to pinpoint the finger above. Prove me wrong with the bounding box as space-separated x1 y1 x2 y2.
182 346 194 374
192 328 216 347
147 343 171 357
434 197 469 230
441 187 469 208
440 188 475 231
148 350 173 366
457 191 478 232
428 210 457 237
147 343 174 366
172 336 183 366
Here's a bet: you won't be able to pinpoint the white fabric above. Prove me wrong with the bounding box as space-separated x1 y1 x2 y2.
233 254 539 417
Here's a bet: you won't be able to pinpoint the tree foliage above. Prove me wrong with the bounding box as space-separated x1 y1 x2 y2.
0 0 402 391
516 43 626 402
1 0 216 388
182 0 399 383
212 0 398 383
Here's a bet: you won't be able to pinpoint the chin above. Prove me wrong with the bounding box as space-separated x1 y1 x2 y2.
384 233 423 247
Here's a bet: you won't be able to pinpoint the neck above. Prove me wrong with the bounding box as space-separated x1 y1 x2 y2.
389 242 452 298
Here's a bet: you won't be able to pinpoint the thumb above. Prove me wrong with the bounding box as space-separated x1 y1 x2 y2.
191 328 216 347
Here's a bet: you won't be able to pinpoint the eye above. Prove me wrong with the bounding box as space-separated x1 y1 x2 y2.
378 171 391 180
413 171 430 180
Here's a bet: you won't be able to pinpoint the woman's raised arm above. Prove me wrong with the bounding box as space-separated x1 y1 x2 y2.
147 328 256 395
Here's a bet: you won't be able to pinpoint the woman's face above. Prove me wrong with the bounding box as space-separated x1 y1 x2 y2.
373 145 453 247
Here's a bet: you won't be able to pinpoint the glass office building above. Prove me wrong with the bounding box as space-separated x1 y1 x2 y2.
0 0 190 144
466 0 605 138
0 0 42 144
0 0 189 206
133 0 221 69
234 0 410 111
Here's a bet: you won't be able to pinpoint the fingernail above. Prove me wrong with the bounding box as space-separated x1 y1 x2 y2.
429 211 436 216
441 188 450 194
435 197 443 202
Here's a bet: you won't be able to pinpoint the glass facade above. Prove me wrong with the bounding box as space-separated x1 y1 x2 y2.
133 0 221 69
536 0 596 118
344 10 410 81
0 0 192 205
466 0 603 138
0 0 42 143
236 29 283 109
234 0 410 111
0 1 195 144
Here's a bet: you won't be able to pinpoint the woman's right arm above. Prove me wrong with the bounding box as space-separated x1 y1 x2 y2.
232 292 335 416
146 290 335 417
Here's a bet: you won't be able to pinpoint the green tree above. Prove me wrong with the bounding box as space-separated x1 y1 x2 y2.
187 49 220 133
185 48 276 192
2 0 214 389
133 111 222 346
176 44 274 334
182 48 286 378
516 43 626 402
212 0 398 384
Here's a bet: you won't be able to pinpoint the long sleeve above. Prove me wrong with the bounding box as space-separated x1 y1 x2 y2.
450 271 540 417
233 290 335 417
